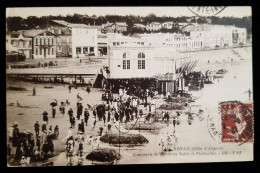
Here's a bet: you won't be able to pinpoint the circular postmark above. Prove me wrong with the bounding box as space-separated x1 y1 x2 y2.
207 113 222 144
188 6 226 17
207 101 253 146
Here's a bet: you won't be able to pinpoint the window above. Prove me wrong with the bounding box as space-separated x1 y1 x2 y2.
40 48 42 55
138 52 145 69
36 48 38 55
122 52 130 69
76 47 81 54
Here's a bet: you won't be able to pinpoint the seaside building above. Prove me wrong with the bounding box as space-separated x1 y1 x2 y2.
102 22 128 33
139 33 203 52
22 30 57 59
162 21 174 30
146 22 162 32
189 24 247 49
48 20 98 58
133 23 146 30
6 31 33 59
107 38 195 94
232 27 247 46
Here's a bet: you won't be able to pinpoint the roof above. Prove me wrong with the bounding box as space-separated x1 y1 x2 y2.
112 42 151 48
87 25 102 30
114 22 128 26
51 20 71 26
162 21 173 24
10 32 21 38
22 30 56 37
178 22 190 26
51 20 88 28
148 22 161 25
67 23 88 28
133 24 146 28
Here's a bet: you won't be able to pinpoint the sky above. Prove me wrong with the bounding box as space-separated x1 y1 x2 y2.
6 6 251 18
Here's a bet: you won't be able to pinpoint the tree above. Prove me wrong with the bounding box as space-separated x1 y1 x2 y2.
7 17 24 31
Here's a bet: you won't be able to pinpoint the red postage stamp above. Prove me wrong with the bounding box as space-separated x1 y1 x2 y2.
220 102 253 143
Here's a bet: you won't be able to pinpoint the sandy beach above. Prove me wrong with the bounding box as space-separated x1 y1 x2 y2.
6 47 253 166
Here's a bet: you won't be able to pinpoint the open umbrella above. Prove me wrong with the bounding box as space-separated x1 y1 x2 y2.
50 102 57 107
132 96 139 99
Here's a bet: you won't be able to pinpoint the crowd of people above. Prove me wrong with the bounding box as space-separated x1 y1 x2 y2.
7 82 204 166
7 120 59 166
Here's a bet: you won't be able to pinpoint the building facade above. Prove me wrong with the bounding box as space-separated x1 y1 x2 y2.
189 24 246 49
107 33 148 47
133 23 146 30
22 30 57 59
102 22 128 33
146 22 162 32
139 33 203 52
49 20 98 58
6 31 33 58
71 26 98 57
108 42 194 94
47 27 72 57
232 27 247 46
162 21 173 30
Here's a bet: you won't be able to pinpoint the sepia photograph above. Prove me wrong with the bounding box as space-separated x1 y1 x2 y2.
5 6 253 166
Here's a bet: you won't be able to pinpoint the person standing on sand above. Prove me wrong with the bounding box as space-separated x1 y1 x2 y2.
69 116 74 129
33 87 36 96
86 85 91 94
52 106 56 118
54 125 59 139
8 124 14 143
68 108 73 117
34 121 40 137
42 121 47 133
42 111 48 124
107 110 111 122
91 116 96 129
41 130 48 144
12 122 19 147
61 106 65 116
68 85 72 93
173 117 176 132
36 136 41 151
84 109 90 126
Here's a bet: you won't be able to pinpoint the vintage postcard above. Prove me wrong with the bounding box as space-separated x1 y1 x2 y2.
6 6 253 166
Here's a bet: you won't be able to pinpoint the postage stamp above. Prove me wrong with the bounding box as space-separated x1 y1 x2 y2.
220 101 253 143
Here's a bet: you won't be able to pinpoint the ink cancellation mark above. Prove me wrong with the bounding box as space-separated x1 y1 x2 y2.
188 7 226 17
207 114 221 144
